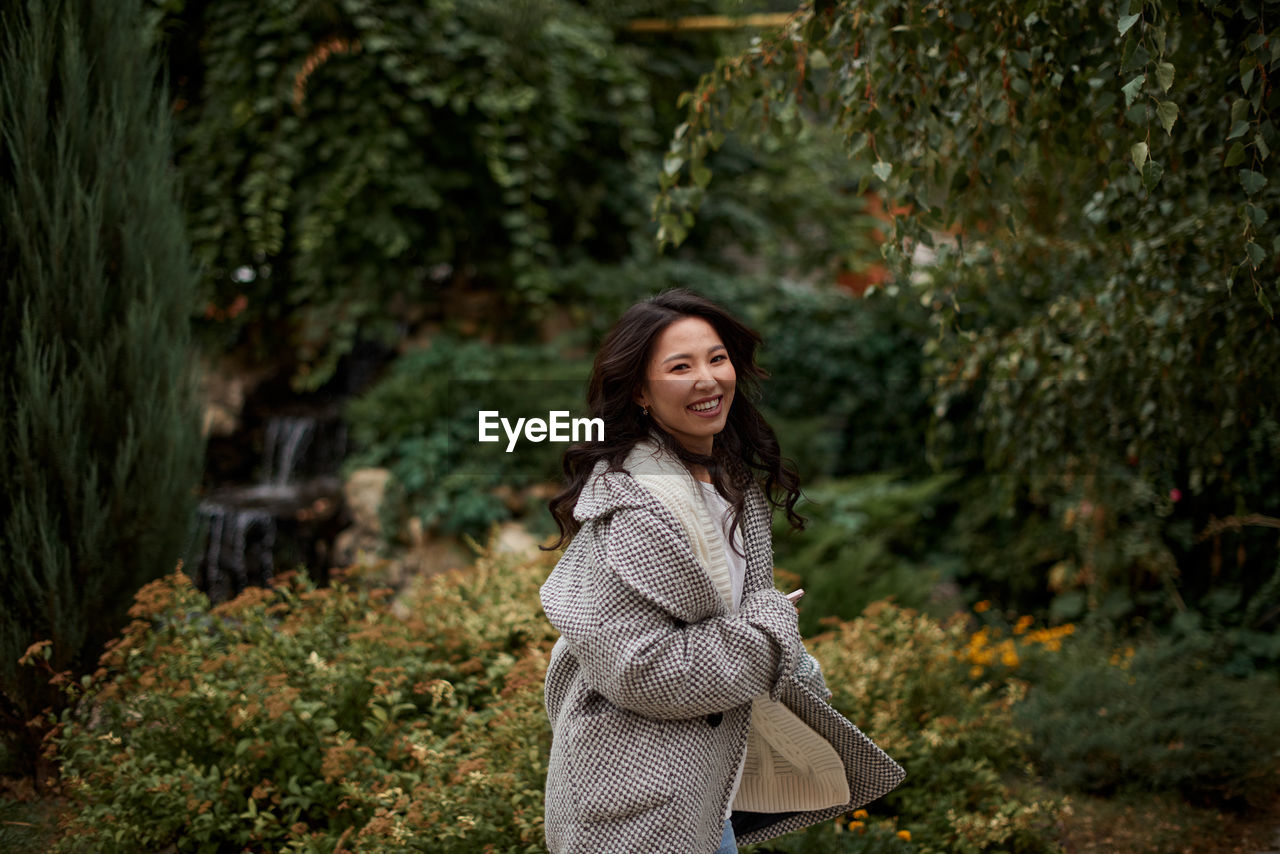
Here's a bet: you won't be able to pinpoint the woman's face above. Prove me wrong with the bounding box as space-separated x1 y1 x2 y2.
634 316 736 456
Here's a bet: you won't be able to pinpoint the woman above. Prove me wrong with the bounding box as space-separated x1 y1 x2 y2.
540 289 903 853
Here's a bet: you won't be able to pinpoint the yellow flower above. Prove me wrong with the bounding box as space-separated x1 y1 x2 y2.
897 829 912 841
852 809 869 819
850 820 866 834
1013 615 1033 635
974 600 991 613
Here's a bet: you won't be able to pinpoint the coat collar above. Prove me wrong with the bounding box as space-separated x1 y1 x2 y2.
573 438 774 609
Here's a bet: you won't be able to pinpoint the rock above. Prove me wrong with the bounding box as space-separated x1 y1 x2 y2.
198 356 270 439
331 468 391 570
402 536 470 578
343 468 391 536
493 521 539 557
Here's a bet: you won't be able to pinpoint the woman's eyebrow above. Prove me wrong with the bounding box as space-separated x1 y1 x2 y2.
661 344 727 364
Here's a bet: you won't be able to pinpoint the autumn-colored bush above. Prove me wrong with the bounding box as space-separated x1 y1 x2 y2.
47 537 1071 853
50 544 558 853
757 604 1066 854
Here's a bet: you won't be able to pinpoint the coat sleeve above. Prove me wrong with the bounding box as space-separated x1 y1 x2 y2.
570 507 805 720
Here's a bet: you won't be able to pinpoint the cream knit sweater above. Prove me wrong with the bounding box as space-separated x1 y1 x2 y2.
623 440 850 813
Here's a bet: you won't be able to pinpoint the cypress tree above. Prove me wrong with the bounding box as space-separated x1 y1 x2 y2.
0 0 204 776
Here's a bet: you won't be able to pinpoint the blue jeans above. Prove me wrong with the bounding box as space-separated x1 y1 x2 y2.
714 818 737 854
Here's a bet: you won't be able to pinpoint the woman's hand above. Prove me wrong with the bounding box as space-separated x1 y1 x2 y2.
794 650 833 701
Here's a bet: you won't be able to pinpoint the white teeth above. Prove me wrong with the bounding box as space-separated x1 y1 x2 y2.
688 397 720 412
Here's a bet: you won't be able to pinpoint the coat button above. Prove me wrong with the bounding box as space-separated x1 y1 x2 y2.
706 712 723 728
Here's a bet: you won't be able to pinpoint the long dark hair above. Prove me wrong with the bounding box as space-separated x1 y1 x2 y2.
543 288 804 551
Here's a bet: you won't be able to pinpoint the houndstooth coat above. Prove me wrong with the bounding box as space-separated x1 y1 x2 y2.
540 443 905 853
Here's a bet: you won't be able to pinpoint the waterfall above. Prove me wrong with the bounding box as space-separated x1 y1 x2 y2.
262 416 315 486
192 413 342 602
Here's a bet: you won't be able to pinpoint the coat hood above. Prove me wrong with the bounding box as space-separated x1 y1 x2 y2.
571 458 660 524
545 451 729 635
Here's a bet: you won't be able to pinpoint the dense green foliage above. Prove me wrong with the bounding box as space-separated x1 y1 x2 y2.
166 0 662 389
345 274 942 544
547 264 937 478
157 0 896 394
48 546 1065 853
0 0 204 769
656 0 1280 630
1015 621 1280 808
772 472 960 635
344 333 593 539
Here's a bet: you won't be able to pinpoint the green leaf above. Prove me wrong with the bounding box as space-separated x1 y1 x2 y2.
808 49 830 70
872 161 893 182
676 91 693 109
1225 141 1248 167
691 164 712 189
1231 98 1250 123
1117 13 1141 35
1122 75 1146 107
1156 62 1175 93
1157 101 1179 134
1240 168 1268 195
1131 141 1149 169
1257 133 1271 161
1228 119 1251 140
657 214 687 247
1246 204 1269 226
1142 159 1164 190
1246 241 1266 268
1240 56 1257 92
662 154 685 176
1121 36 1139 73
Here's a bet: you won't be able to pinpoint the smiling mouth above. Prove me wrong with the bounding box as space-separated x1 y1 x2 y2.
687 396 723 414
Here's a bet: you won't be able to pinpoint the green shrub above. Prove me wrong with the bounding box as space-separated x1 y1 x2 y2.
0 0 204 771
939 475 1082 619
1015 623 1280 809
772 472 961 636
344 333 592 540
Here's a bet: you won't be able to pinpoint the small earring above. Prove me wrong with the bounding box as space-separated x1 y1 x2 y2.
641 405 649 416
